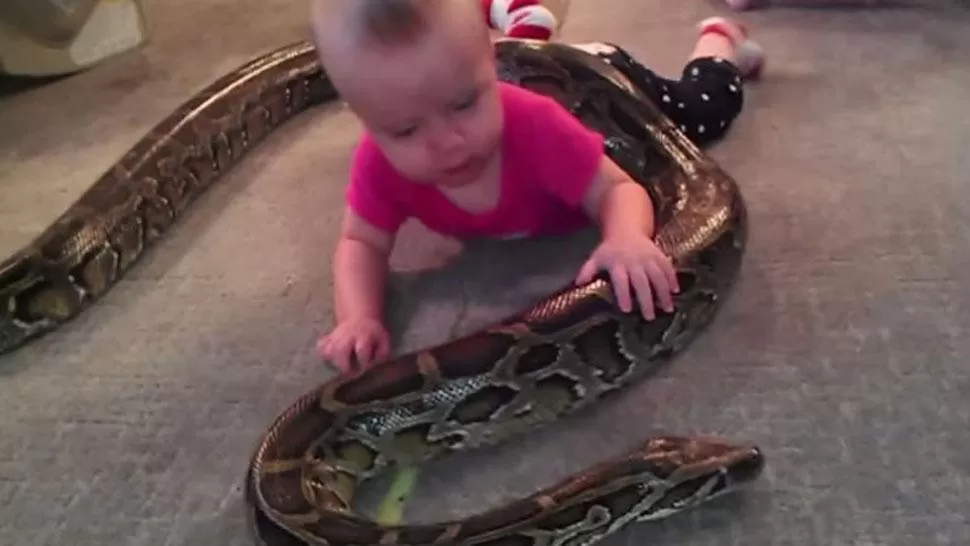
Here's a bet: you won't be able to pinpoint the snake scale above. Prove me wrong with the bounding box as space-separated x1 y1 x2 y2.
0 37 763 545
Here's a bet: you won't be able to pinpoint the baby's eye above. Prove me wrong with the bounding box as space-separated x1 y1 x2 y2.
391 126 417 139
454 92 478 111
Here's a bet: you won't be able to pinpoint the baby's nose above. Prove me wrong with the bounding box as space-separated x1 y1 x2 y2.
427 119 465 152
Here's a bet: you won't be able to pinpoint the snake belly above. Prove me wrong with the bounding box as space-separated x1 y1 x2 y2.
247 40 762 546
0 34 763 544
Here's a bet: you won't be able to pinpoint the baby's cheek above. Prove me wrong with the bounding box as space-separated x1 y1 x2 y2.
386 145 431 180
476 108 504 153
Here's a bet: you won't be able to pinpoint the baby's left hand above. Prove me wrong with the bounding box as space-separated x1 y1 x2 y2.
575 231 680 320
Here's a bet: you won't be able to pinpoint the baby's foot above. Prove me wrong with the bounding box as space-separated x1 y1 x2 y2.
697 16 765 79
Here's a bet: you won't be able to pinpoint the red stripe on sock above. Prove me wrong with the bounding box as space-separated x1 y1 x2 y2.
507 23 552 40
481 0 495 27
699 25 737 47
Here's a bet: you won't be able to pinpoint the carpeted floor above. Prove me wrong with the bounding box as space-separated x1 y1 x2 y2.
2 1 969 544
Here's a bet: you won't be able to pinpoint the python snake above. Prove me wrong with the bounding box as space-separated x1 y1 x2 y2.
0 37 763 545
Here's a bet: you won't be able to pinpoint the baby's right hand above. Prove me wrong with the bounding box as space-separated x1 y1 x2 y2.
317 317 391 375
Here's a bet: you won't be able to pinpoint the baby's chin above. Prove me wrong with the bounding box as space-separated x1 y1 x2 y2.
436 151 500 187
433 174 479 189
416 167 479 189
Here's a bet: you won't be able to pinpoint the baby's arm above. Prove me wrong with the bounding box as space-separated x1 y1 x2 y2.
318 134 411 373
319 208 395 373
579 156 657 240
519 88 678 316
576 158 679 317
333 208 395 324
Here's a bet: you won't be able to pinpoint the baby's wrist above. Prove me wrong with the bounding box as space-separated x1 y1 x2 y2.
337 309 384 325
602 222 650 242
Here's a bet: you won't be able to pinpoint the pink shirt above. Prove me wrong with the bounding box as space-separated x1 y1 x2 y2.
346 82 605 240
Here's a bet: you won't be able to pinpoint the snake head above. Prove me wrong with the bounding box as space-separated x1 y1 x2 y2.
633 435 764 520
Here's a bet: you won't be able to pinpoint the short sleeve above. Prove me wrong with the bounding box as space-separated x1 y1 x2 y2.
345 135 408 233
510 88 605 208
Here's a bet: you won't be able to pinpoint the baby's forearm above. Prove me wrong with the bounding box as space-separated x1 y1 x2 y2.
591 159 656 239
333 237 389 323
599 182 655 239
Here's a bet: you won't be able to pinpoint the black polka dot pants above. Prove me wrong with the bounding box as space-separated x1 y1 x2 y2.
617 55 745 146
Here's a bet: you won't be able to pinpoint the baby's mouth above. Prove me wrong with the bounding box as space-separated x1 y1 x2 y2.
443 157 476 176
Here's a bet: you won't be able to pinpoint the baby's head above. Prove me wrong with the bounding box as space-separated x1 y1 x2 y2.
311 0 504 186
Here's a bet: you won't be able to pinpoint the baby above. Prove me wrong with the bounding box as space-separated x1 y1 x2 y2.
310 0 764 374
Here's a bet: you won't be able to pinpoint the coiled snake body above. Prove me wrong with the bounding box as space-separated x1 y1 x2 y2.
0 38 763 545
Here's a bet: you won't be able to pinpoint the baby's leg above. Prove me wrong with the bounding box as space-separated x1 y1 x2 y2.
636 17 763 146
652 61 743 145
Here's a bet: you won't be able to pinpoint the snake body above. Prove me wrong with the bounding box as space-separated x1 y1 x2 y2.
0 37 763 545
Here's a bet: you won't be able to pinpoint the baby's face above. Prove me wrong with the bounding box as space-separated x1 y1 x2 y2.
337 19 503 187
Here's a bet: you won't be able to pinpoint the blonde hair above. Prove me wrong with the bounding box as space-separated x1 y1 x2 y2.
313 0 484 51
351 0 434 45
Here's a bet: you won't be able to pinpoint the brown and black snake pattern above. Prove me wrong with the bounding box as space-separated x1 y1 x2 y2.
0 38 763 545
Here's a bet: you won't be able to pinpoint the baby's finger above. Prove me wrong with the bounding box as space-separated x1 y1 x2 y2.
353 337 375 368
648 263 675 313
630 268 656 320
316 335 330 358
664 258 680 294
575 258 599 285
322 338 344 365
364 333 388 365
331 344 355 374
373 332 391 362
609 266 632 312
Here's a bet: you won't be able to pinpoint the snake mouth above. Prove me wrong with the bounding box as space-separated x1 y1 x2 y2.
726 445 765 484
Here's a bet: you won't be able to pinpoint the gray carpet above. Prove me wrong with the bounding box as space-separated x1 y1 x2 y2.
2 0 969 544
